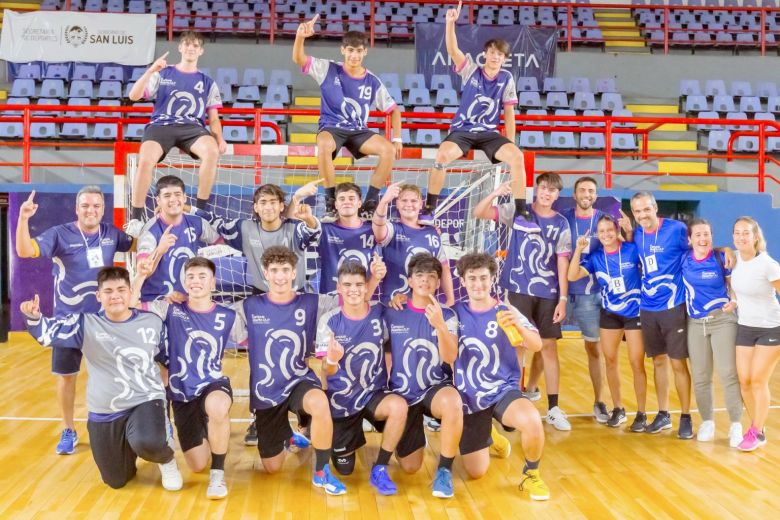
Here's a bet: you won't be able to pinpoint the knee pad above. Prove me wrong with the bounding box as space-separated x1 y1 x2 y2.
332 452 356 475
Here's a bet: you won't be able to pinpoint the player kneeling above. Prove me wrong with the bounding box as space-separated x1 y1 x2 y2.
385 253 463 498
453 253 550 501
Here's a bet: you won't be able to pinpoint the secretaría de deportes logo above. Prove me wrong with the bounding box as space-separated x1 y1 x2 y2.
64 25 88 47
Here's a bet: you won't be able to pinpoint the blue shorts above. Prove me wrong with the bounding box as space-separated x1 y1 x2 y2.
52 347 82 376
566 293 601 342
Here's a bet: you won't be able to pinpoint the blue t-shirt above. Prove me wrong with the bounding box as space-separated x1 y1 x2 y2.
33 222 134 316
561 207 605 295
452 301 536 414
385 303 458 405
145 66 222 127
238 294 322 411
450 55 518 133
635 218 688 312
582 242 642 318
315 303 388 418
681 249 731 319
302 57 397 132
317 221 376 294
497 204 572 299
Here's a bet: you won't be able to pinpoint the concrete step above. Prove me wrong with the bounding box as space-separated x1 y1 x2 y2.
637 122 688 131
626 104 680 114
294 96 320 106
287 155 352 166
289 132 317 143
291 114 319 124
647 140 698 151
659 183 718 192
658 160 708 174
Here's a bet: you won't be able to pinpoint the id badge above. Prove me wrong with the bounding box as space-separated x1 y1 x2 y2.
645 254 658 273
86 247 104 269
609 276 626 294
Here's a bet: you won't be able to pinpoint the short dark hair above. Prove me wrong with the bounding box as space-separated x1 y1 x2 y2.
96 266 130 289
261 246 298 269
337 260 367 281
596 214 618 232
184 256 216 276
574 176 598 191
484 38 510 56
253 184 286 205
536 172 563 191
342 31 368 48
180 30 205 47
335 182 362 198
408 253 442 278
456 252 497 279
687 217 712 237
156 175 185 194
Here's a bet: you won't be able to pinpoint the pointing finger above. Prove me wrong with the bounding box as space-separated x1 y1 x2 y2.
160 51 169 60
310 13 319 24
27 190 36 202
310 178 324 185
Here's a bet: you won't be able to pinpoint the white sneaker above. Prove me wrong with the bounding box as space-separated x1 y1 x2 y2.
158 458 183 491
524 388 542 402
362 419 376 432
729 422 743 448
124 218 145 238
696 420 715 442
206 469 228 500
545 406 572 431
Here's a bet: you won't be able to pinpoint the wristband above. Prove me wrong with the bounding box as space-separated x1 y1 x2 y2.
559 296 568 301
326 357 339 366
392 137 402 143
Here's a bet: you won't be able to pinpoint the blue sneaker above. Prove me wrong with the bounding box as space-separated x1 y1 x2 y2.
56 428 78 455
513 215 541 233
287 431 311 453
369 464 398 495
432 467 454 498
312 464 347 496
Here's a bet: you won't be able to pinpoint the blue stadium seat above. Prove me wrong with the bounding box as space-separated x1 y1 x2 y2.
106 0 123 12
31 99 59 139
379 73 400 90
223 125 249 143
757 82 777 99
594 78 617 94
518 91 542 109
554 108 578 127
414 129 442 146
44 64 71 81
268 69 292 88
519 131 546 149
241 68 266 87
100 66 124 82
524 109 548 126
612 134 638 151
543 77 566 93
430 74 452 92
128 0 145 13
61 119 89 138
572 92 596 111
695 111 723 131
40 79 66 98
435 89 459 107
0 122 23 138
404 74 426 91
707 130 731 151
72 63 97 81
194 11 214 31
228 102 255 119
548 132 576 149
545 91 569 109
726 111 751 131
92 122 118 140
96 99 121 118
97 81 122 99
411 105 435 123
4 97 30 116
260 126 278 143
517 77 540 93
612 108 636 128
685 95 709 113
217 68 239 86
16 63 42 80
129 102 153 118
215 10 235 32
407 88 431 106
265 85 290 105
582 109 606 127
218 83 234 103
739 96 762 113
125 123 146 139
705 79 727 97
236 86 262 102
237 12 256 32
10 78 36 98
130 67 146 82
387 87 403 104
260 102 284 122
730 81 753 97
568 77 591 93
712 95 736 113
600 92 623 112
679 79 702 97
581 133 606 149
68 80 94 99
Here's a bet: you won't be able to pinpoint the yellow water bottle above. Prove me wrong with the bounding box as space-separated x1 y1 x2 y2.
496 304 523 346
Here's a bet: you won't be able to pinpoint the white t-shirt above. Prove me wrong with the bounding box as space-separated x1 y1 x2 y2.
731 252 780 328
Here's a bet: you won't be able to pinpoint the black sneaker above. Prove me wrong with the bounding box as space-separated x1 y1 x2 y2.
244 422 258 446
593 401 610 424
645 412 672 434
359 198 378 220
607 407 627 428
321 198 337 223
678 415 694 439
629 411 647 433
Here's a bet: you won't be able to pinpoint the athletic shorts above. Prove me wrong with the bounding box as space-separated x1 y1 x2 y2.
508 292 562 340
735 324 780 347
443 130 512 164
52 347 83 376
396 383 452 459
319 127 378 160
566 293 602 341
171 379 233 452
253 379 320 459
641 304 688 359
331 390 392 457
142 123 213 162
459 389 525 455
600 308 642 331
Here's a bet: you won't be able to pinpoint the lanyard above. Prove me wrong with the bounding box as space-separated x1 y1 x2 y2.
603 245 623 279
640 218 661 256
77 224 101 250
575 211 596 238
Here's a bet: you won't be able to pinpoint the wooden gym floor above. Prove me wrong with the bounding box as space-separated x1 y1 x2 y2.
1 332 779 519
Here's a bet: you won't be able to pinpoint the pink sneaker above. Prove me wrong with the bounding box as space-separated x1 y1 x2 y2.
737 426 767 452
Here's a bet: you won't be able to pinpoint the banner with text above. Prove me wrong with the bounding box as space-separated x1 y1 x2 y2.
0 10 156 65
415 23 557 88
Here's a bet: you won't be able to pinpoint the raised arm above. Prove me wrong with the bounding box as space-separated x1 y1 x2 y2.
440 261 455 306
21 295 85 349
445 2 466 69
293 14 318 67
567 236 591 282
15 191 38 258
473 181 511 221
366 253 387 300
372 181 402 242
128 52 169 101
426 295 458 365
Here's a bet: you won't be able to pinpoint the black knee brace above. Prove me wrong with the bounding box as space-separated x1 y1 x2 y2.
332 452 356 475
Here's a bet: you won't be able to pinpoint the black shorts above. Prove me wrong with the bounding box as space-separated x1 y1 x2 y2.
641 304 688 359
396 384 452 459
735 324 780 347
331 390 392 457
253 380 321 459
443 130 513 164
142 123 213 162
459 389 525 455
508 292 562 340
319 127 378 160
600 308 642 331
52 347 83 376
171 379 233 452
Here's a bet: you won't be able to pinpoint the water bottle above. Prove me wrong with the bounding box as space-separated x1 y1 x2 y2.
496 304 523 346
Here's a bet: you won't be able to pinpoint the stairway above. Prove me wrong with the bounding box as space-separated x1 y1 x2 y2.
594 9 649 53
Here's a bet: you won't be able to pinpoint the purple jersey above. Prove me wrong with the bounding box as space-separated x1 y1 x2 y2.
582 242 642 318
561 207 605 295
236 294 324 411
497 204 572 299
317 221 376 294
682 250 731 319
33 222 134 316
315 303 387 418
385 302 457 405
453 301 536 414
144 66 222 127
636 218 688 311
137 214 220 300
144 301 237 402
302 57 397 132
378 221 448 303
450 55 518 133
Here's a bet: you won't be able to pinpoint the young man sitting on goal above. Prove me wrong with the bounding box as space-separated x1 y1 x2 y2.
418 1 531 229
293 17 402 222
127 30 227 236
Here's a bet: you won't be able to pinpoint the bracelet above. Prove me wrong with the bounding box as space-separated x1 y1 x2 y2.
325 357 339 366
559 296 568 301
392 137 403 143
